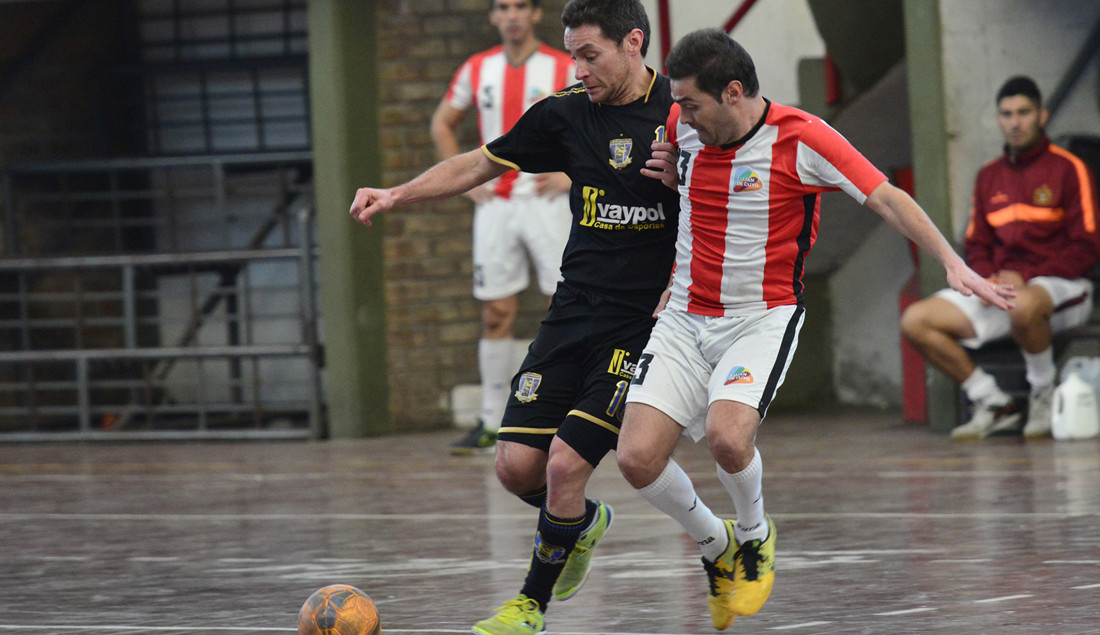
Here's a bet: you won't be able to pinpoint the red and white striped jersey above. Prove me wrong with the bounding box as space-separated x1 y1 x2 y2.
665 101 887 315
445 43 575 199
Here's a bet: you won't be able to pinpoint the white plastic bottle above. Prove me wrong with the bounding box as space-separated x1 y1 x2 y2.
1052 373 1100 440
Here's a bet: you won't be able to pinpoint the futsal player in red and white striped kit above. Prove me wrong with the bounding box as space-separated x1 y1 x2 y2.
431 0 575 455
616 29 1014 630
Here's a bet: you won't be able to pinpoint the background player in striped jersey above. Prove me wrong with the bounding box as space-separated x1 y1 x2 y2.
430 0 576 455
615 29 1015 629
902 76 1099 440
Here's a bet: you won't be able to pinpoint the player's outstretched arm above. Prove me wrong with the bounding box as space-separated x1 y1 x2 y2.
349 148 508 227
863 182 1016 310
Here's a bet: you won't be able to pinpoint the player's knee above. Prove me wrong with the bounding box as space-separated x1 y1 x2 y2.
899 302 929 343
1008 298 1048 332
544 449 588 491
707 433 754 473
494 451 543 496
481 300 517 337
617 446 660 489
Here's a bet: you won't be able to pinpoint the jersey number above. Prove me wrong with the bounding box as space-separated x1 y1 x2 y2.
677 150 691 186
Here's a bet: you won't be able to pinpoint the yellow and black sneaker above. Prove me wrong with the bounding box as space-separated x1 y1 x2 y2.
471 594 545 635
731 514 776 616
450 422 498 456
553 500 614 601
701 518 738 630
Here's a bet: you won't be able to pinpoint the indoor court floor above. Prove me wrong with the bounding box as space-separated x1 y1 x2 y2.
1 409 1099 634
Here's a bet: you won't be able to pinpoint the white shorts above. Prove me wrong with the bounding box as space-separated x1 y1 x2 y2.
625 305 804 442
935 276 1094 348
472 194 571 301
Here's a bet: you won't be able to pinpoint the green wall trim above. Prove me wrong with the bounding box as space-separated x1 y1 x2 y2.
307 1 390 437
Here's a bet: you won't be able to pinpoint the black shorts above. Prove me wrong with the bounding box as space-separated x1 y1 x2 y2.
498 281 660 468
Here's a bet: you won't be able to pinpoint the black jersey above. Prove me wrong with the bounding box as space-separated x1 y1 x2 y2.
483 69 680 297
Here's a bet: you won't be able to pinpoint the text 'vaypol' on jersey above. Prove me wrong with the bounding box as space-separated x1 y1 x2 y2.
580 185 668 231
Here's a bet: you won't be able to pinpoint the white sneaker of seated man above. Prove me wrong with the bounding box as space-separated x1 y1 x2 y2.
1022 384 1054 438
952 397 1023 440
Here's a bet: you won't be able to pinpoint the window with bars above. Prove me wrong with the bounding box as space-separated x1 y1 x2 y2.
136 0 310 155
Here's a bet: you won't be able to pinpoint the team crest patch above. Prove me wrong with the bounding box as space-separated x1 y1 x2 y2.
608 138 633 170
724 366 754 385
514 372 542 403
1033 184 1053 206
733 167 763 192
534 531 567 564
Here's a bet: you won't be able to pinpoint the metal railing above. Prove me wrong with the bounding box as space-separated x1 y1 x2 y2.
0 209 321 441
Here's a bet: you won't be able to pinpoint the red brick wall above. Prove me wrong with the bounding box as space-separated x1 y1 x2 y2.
375 0 569 428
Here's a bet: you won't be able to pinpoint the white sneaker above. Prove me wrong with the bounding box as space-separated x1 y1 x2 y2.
952 398 1023 439
1023 384 1053 438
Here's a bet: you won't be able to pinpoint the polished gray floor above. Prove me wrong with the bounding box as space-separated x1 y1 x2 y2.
1 409 1099 634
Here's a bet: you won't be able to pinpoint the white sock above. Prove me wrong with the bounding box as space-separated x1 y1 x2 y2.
717 448 768 544
637 459 729 561
1022 347 1056 390
478 338 516 433
961 367 1010 405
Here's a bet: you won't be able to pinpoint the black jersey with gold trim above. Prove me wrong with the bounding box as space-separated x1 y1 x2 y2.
483 69 679 297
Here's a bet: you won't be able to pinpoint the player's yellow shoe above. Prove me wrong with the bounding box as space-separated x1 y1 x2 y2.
471 595 545 635
553 500 613 601
701 518 738 630
731 514 776 616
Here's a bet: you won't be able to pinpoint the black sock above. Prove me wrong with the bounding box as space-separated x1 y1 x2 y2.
518 485 547 509
520 506 586 611
581 498 598 532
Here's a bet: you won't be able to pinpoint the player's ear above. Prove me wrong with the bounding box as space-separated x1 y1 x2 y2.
1038 106 1049 129
623 28 644 55
532 5 543 23
725 80 743 104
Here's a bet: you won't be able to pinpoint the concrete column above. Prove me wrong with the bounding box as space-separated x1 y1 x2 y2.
307 1 391 437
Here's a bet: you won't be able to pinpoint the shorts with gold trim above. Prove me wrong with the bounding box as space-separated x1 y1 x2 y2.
498 281 659 468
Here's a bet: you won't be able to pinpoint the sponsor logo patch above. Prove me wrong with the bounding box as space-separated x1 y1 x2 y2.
580 186 668 231
724 366 754 385
514 372 542 403
732 167 763 192
607 348 638 379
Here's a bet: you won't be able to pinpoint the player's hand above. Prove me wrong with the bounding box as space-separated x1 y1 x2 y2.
948 264 1016 310
349 187 396 227
463 182 496 205
641 140 679 191
535 172 571 198
652 286 671 318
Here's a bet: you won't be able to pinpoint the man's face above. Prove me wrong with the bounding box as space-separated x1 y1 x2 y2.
489 0 540 45
564 24 635 105
671 76 736 147
996 94 1046 153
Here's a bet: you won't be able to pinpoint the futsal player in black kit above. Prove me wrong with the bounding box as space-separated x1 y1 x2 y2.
349 2 677 633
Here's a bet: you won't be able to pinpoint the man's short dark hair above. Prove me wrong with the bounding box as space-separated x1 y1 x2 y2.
561 0 650 57
665 28 759 102
490 0 540 9
996 75 1042 108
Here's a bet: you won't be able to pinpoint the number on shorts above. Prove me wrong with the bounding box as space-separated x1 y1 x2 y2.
606 380 629 421
631 353 653 385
